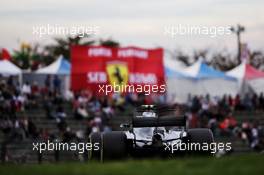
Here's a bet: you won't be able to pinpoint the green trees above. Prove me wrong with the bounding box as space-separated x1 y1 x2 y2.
10 35 120 70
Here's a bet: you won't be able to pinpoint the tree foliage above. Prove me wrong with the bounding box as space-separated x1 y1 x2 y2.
11 35 120 69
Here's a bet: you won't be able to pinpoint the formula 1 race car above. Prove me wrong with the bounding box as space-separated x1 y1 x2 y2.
89 105 214 161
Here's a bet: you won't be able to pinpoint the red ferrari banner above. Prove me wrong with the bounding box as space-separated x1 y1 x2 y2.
71 46 165 95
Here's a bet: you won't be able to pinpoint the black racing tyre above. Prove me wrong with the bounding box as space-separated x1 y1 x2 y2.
88 132 101 161
187 128 214 154
101 131 127 161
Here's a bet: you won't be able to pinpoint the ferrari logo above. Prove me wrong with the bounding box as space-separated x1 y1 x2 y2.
106 61 129 88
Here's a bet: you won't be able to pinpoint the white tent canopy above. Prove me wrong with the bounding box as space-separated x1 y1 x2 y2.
166 59 238 103
36 56 71 75
226 61 264 95
0 60 22 75
35 56 71 96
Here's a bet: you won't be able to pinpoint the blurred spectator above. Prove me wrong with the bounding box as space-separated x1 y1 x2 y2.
188 112 199 128
251 123 259 149
53 75 61 93
243 93 253 111
55 106 66 120
7 76 14 87
259 93 264 110
75 105 89 119
219 113 237 135
21 82 31 95
45 75 51 89
31 81 40 97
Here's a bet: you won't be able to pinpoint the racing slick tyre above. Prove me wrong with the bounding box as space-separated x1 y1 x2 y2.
88 132 101 161
187 128 214 155
101 131 127 161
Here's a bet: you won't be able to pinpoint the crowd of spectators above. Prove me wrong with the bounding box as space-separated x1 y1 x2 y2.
0 76 147 162
183 94 264 151
0 76 264 162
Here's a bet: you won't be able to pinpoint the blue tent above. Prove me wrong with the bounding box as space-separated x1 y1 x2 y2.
165 67 187 78
166 60 234 80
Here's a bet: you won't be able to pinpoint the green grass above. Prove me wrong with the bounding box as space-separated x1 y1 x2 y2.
0 154 263 175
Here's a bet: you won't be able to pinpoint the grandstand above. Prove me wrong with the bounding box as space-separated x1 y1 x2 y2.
1 97 263 164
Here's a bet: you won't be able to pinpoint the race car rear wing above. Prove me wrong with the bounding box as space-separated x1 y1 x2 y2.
132 115 186 128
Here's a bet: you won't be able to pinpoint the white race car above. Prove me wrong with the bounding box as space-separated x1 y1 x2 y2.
89 105 214 161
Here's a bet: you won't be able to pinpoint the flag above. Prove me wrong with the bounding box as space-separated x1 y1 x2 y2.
1 48 12 60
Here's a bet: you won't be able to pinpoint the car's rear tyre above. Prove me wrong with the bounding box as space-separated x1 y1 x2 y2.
101 131 127 161
187 128 214 155
88 132 101 161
